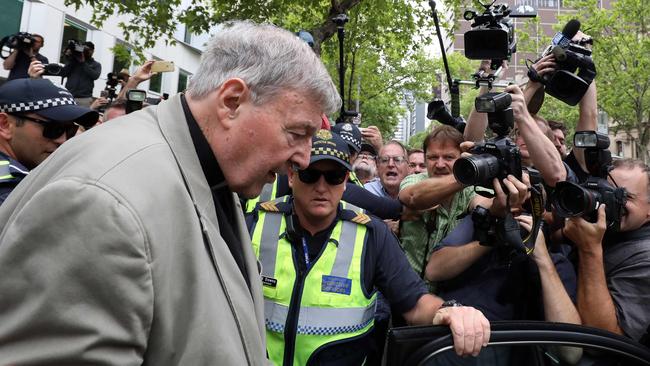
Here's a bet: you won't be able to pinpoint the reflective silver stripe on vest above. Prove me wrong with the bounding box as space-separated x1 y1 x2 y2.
265 300 376 336
0 160 12 180
259 211 283 277
341 201 363 214
259 182 275 202
329 220 359 278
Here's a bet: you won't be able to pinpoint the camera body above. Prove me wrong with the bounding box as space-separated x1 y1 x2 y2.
455 136 522 189
453 92 522 190
5 32 35 51
427 99 466 133
553 132 627 231
42 63 64 76
65 39 86 56
464 4 514 61
554 177 627 232
538 40 596 106
463 3 535 61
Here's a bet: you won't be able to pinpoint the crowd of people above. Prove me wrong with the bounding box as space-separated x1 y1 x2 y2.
0 18 648 366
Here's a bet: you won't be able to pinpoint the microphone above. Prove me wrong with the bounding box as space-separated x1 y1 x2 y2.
552 19 581 48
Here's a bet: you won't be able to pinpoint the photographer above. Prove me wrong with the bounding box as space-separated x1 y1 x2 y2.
115 60 155 101
60 41 101 107
426 172 581 364
398 126 495 282
2 33 48 81
564 159 650 343
525 29 598 183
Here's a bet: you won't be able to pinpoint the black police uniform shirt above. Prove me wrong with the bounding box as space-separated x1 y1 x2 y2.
246 199 428 364
8 51 49 81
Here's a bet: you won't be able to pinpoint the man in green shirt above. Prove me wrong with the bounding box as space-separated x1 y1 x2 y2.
399 126 493 281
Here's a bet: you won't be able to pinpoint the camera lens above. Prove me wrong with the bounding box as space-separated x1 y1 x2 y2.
44 63 63 75
453 154 499 186
555 181 598 216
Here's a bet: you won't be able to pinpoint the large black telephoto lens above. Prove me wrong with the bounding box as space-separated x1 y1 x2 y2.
554 181 599 217
453 154 499 186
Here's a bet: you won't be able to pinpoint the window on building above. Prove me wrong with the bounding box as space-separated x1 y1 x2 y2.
60 19 88 63
183 27 192 44
616 141 624 157
112 41 131 74
177 70 191 93
517 0 562 8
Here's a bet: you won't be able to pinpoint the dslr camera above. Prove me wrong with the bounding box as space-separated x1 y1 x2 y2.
463 2 535 61
453 92 522 190
553 132 627 232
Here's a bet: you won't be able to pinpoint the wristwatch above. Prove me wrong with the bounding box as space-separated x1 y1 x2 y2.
440 299 463 308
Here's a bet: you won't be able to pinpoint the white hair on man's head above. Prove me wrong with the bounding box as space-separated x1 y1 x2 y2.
188 20 341 115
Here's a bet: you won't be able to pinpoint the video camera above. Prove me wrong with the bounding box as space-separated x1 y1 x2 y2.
553 132 627 232
0 32 36 59
65 39 86 57
533 19 596 106
463 1 535 62
453 92 522 190
427 99 466 133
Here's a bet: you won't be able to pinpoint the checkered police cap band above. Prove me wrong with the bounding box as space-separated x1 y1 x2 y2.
0 97 76 113
312 147 350 163
340 134 361 150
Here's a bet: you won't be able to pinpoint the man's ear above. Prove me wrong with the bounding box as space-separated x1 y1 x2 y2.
0 113 15 140
215 78 249 129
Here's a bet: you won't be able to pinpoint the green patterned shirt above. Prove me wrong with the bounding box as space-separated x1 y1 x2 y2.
399 173 475 290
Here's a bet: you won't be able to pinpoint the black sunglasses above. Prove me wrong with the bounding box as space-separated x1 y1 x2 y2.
298 168 347 185
12 114 78 139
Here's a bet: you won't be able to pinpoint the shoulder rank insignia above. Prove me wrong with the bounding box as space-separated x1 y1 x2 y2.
260 201 279 212
350 212 371 225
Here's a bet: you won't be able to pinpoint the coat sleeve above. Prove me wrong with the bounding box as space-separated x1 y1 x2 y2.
0 178 153 365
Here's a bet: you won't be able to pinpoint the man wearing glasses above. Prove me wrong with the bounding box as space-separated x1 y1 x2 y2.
364 140 409 199
0 78 97 205
247 130 491 365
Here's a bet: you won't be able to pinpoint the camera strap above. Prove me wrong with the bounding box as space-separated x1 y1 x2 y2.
521 183 545 255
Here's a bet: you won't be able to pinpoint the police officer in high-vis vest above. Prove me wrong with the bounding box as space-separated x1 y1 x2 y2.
247 130 491 365
0 78 98 205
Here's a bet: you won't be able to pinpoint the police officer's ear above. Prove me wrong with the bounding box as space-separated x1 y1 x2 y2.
215 78 249 130
287 166 296 189
0 113 15 140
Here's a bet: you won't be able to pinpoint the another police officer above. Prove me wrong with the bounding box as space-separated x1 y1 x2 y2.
247 130 490 365
0 78 98 204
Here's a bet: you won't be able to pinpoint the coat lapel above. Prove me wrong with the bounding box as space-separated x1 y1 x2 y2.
154 94 265 360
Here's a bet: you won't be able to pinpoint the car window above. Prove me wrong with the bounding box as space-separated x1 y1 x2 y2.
413 343 648 366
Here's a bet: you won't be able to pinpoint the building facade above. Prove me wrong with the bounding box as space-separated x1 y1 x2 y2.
1 0 206 99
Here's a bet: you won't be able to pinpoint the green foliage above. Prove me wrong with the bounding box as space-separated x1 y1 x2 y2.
110 43 133 68
63 0 472 140
562 0 650 161
407 130 429 150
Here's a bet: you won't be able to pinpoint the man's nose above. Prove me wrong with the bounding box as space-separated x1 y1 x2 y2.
292 139 312 170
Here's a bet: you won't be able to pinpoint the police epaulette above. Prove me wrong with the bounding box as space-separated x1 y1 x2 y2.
350 212 371 225
260 201 280 212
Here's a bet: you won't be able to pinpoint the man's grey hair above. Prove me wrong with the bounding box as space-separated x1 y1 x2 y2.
188 20 341 114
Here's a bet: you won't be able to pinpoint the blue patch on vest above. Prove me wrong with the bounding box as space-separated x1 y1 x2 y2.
321 275 352 295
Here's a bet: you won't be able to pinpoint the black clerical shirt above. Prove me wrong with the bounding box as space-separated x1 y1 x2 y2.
180 94 250 289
